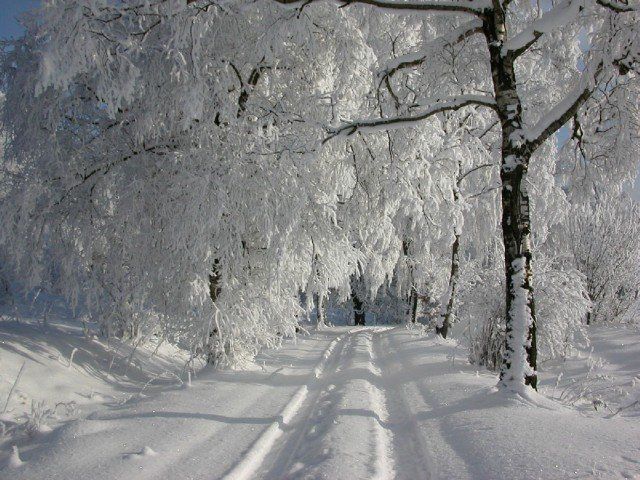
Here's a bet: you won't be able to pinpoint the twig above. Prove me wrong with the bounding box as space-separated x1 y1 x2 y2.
3 361 26 414
606 400 640 419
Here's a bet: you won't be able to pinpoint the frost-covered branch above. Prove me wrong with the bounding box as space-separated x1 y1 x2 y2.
271 0 490 14
526 61 604 150
457 162 495 185
324 95 496 142
502 0 585 59
378 19 484 79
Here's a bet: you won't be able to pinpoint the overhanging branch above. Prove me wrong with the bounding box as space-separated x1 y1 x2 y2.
378 19 484 79
526 61 604 151
502 0 585 59
271 0 490 14
324 95 496 143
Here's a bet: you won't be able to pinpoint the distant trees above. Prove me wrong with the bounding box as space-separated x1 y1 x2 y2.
569 195 640 324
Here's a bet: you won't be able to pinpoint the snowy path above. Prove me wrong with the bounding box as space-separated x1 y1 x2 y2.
5 327 640 479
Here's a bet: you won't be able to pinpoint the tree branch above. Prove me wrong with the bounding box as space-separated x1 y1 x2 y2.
378 19 484 79
502 0 585 59
457 162 495 185
324 95 496 143
271 0 491 14
595 0 637 12
526 61 604 151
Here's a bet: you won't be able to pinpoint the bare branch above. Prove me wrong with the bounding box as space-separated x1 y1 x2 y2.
324 95 496 143
271 0 491 14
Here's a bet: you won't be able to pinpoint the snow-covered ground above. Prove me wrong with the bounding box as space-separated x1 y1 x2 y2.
1 320 639 479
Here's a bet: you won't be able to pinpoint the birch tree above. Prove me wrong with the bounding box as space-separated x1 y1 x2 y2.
277 0 640 391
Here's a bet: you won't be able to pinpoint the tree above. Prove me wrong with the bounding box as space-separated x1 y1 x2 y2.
276 0 640 391
1 0 638 391
0 1 369 365
568 193 640 324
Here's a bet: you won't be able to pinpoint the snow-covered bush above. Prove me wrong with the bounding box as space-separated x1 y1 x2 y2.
534 254 589 360
568 196 640 325
458 257 505 370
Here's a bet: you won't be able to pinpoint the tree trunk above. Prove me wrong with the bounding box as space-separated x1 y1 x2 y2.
409 287 419 323
207 260 223 365
402 239 418 323
437 232 460 338
484 4 537 390
499 160 537 390
351 279 365 326
437 156 462 339
209 259 221 303
315 292 326 328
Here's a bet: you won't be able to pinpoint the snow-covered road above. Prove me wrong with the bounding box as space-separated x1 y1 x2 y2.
6 327 640 479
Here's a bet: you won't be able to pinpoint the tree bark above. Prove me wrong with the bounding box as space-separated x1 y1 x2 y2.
437 232 460 339
351 279 365 326
316 292 326 328
484 3 538 390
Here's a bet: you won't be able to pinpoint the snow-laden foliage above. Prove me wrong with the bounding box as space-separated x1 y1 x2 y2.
568 194 640 325
0 2 373 365
1 0 639 385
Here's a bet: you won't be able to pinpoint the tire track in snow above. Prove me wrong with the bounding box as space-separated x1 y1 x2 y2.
372 328 434 480
261 330 357 479
266 328 395 480
383 330 474 479
221 331 352 480
363 329 396 480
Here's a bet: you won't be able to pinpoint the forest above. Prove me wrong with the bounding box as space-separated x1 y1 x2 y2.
0 0 639 478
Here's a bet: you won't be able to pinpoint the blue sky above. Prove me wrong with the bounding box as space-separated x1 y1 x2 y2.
0 0 39 39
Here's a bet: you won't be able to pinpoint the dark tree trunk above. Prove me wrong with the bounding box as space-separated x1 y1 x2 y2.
402 239 418 323
209 259 222 303
483 4 537 390
351 280 365 326
437 232 460 339
409 287 419 323
315 292 326 327
207 259 223 365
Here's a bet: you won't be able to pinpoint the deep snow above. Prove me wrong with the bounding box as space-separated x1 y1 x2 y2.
1 320 639 479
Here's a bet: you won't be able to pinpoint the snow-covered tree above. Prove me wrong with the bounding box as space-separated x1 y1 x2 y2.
0 1 369 365
1 0 639 394
281 0 640 390
568 194 640 324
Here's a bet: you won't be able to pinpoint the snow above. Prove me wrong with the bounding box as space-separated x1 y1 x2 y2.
0 317 196 431
501 257 535 392
2 321 639 479
502 0 585 56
